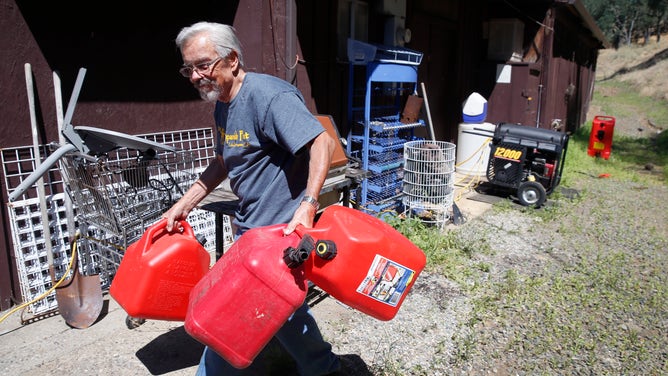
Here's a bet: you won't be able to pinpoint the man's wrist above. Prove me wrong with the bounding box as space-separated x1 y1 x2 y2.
301 195 320 210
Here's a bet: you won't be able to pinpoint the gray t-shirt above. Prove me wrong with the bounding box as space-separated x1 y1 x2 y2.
213 72 325 232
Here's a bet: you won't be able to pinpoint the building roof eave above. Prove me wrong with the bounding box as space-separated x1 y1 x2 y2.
557 0 611 49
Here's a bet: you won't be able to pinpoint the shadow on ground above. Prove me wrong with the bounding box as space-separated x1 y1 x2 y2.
472 181 510 203
136 325 204 375
135 327 372 375
471 181 579 208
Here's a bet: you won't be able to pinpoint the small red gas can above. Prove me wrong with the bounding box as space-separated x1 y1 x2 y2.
110 218 210 321
184 225 308 369
588 115 615 159
299 205 426 321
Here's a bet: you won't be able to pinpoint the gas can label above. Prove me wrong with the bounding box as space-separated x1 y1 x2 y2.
356 254 416 306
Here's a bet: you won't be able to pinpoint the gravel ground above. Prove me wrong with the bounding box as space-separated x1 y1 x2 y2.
319 174 668 375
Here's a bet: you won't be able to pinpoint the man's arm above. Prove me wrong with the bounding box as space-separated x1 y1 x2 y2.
283 130 336 234
163 155 228 231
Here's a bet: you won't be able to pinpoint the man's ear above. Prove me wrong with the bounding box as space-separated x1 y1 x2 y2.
228 51 240 71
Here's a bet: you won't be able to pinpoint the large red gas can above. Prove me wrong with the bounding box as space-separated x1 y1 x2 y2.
110 218 210 321
184 225 308 369
299 205 427 321
588 115 615 159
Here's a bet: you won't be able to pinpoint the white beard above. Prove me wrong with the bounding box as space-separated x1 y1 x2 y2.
197 78 221 103
200 88 220 103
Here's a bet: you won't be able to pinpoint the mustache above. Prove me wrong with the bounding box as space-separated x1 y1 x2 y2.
196 78 220 102
196 76 215 88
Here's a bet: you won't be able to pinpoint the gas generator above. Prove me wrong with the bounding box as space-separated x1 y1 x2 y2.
486 123 569 207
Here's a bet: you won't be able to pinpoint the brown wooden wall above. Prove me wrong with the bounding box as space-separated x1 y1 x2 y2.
0 0 315 310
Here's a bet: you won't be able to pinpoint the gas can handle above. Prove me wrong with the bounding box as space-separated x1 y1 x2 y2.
294 224 328 239
136 218 195 252
294 224 307 238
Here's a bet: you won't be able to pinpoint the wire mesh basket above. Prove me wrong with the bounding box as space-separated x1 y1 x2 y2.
59 149 199 239
402 140 456 228
2 129 217 319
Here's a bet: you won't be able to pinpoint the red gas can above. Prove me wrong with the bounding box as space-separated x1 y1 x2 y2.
588 115 615 159
299 205 427 321
184 225 308 369
110 218 210 321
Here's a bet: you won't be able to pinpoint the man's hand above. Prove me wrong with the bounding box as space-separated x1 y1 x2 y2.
283 201 318 235
162 201 190 232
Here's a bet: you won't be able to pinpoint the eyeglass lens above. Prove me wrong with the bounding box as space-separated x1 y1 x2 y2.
179 57 221 77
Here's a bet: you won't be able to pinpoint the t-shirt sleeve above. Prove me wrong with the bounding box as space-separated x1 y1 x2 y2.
263 91 324 155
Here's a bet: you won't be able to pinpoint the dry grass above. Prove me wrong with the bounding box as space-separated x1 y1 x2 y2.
596 35 668 102
587 36 668 139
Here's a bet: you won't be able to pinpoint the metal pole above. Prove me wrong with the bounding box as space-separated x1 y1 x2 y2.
420 82 436 141
25 63 56 283
536 84 543 128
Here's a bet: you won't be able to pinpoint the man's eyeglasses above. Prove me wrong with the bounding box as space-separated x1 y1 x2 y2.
179 57 222 78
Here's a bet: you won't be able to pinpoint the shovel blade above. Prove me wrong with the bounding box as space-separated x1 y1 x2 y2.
56 273 104 329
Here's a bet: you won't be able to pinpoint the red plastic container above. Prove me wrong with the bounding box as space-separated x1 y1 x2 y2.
184 225 308 369
110 218 210 321
588 115 615 160
544 163 555 178
300 205 427 321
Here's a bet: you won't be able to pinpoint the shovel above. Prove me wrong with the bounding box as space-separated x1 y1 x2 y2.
53 69 104 328
54 233 104 329
25 64 103 328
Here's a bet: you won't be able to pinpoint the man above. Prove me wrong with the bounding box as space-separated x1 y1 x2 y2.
163 22 341 375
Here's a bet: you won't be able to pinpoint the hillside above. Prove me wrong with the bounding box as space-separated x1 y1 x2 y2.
587 35 668 137
596 35 668 100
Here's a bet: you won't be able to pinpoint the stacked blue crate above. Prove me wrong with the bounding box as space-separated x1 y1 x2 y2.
346 41 425 216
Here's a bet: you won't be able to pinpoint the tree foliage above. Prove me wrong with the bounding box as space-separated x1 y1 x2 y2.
583 0 667 46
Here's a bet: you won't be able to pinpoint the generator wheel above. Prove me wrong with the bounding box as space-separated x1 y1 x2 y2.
517 181 546 207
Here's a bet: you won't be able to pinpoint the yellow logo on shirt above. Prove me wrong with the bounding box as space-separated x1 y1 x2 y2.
219 128 250 147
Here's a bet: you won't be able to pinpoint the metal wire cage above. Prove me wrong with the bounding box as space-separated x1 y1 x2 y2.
58 149 199 241
402 140 456 228
2 128 217 318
